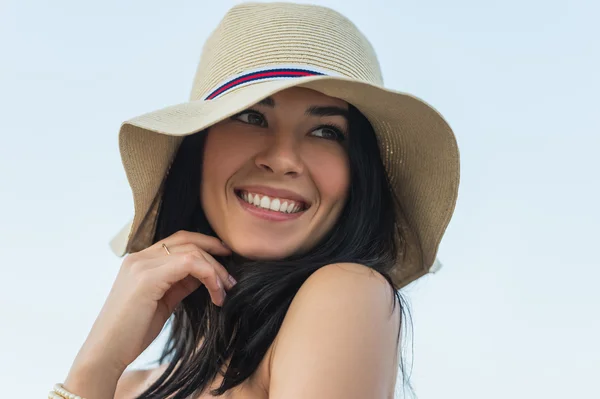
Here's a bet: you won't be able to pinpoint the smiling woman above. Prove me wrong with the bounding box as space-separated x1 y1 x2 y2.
203 89 351 260
53 2 459 399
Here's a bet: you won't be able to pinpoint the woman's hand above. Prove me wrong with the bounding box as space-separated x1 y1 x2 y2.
64 230 234 397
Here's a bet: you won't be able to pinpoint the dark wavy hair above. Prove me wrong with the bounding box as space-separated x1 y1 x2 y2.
136 104 413 398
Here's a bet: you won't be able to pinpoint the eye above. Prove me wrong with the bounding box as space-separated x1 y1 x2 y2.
232 109 267 127
311 124 346 142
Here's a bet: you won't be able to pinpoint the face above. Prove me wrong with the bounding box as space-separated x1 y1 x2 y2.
201 87 351 260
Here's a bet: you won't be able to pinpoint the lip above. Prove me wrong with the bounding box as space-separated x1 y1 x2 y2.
234 185 311 206
235 194 305 221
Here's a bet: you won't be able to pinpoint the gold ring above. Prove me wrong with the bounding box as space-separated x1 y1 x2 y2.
162 243 171 255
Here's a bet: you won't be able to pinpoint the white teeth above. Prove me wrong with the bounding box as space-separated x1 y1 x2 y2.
270 198 281 211
260 196 270 209
238 191 305 214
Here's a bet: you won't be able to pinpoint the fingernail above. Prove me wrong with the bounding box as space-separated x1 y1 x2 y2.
221 240 231 250
228 275 237 286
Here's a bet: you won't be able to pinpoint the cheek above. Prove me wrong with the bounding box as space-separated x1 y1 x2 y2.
305 146 350 206
201 130 254 208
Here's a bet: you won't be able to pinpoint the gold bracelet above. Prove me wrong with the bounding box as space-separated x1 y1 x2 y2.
48 383 87 399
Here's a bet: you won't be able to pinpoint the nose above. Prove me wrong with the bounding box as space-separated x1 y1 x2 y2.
254 132 304 177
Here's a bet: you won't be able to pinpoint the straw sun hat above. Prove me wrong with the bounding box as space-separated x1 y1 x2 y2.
109 2 460 288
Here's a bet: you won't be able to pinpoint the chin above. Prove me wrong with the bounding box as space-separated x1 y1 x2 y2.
230 239 300 261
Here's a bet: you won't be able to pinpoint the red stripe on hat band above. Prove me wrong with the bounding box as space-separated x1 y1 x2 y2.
205 69 322 100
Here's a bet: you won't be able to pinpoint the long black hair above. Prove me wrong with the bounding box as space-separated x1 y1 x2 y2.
136 104 413 398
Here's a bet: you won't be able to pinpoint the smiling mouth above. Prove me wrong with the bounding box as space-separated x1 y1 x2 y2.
234 189 308 214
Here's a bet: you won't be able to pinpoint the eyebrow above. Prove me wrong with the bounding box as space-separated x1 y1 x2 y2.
257 96 349 121
305 105 349 120
258 97 275 107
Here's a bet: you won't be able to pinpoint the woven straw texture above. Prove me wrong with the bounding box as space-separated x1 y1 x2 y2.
110 2 460 288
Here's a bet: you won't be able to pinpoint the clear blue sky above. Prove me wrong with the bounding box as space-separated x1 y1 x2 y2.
1 0 598 397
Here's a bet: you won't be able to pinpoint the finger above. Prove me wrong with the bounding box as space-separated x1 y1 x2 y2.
151 252 227 306
128 252 224 306
156 230 231 257
161 275 203 312
199 250 237 290
129 244 237 291
163 244 236 290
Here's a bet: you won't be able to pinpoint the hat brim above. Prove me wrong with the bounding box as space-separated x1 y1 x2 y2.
111 75 459 288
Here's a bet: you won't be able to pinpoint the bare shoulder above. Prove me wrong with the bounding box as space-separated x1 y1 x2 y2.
115 364 168 399
294 262 398 313
310 262 394 287
267 263 401 399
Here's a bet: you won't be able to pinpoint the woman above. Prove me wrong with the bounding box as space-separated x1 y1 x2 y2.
51 3 459 399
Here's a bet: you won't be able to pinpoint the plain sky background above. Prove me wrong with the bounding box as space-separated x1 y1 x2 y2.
1 0 598 397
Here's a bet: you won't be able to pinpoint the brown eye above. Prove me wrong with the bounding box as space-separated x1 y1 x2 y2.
311 125 346 142
233 110 267 127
